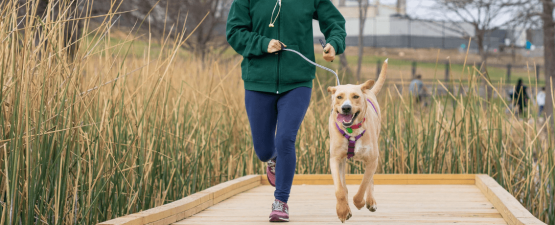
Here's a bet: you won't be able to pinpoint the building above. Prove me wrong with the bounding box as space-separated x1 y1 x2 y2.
312 0 513 50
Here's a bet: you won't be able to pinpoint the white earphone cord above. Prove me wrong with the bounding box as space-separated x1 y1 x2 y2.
282 48 341 86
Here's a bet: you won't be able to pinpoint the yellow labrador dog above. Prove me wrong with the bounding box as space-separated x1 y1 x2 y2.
327 59 388 223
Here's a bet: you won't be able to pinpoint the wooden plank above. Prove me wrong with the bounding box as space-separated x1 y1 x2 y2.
247 184 483 193
174 181 509 225
213 181 260 203
175 222 507 225
260 174 476 180
175 200 213 222
261 174 476 185
475 175 545 225
178 216 508 223
98 215 144 225
97 175 260 225
102 174 544 225
145 214 177 225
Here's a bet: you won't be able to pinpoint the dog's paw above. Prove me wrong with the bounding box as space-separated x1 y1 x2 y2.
336 203 352 223
366 204 377 212
353 195 365 210
366 198 377 212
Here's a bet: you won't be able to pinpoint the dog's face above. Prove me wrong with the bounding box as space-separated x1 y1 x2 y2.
328 80 375 127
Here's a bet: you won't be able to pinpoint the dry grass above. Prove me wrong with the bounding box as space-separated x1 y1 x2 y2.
0 0 553 224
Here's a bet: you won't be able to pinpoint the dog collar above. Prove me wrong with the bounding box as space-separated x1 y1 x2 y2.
335 122 365 159
345 118 365 133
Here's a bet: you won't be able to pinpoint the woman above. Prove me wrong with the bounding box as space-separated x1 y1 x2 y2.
226 0 346 222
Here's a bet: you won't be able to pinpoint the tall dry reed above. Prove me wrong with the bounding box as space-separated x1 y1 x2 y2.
0 0 552 224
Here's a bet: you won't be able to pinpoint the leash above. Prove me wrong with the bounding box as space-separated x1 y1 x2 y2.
280 41 341 86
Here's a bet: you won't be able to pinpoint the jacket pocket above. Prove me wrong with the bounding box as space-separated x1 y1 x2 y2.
246 54 276 83
280 45 314 83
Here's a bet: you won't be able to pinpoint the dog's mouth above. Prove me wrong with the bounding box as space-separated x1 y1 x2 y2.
337 111 359 127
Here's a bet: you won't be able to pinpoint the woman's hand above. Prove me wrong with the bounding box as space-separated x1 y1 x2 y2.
268 39 286 53
323 44 335 62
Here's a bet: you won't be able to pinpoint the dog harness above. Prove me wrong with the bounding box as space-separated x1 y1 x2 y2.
336 99 379 159
335 122 365 159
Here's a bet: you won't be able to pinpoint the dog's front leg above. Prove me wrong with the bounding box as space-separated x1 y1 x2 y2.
331 156 351 223
364 158 379 212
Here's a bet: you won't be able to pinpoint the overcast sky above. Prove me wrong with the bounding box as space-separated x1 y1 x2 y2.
378 0 516 27
380 0 435 19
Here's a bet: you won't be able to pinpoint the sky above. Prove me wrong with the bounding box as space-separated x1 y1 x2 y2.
376 0 439 20
379 0 436 19
378 0 516 27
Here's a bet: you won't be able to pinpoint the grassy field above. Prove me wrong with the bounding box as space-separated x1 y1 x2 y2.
312 51 545 87
0 1 553 224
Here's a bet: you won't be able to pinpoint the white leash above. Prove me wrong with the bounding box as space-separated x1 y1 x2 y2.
281 47 341 86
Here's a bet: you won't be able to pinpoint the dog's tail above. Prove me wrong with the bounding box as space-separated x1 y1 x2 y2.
370 58 388 95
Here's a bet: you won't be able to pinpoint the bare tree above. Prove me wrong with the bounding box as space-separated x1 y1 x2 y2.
433 0 522 99
18 0 84 60
356 0 369 83
90 0 232 59
433 0 521 66
180 0 232 59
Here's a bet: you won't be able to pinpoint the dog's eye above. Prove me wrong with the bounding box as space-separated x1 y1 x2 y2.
353 95 359 99
337 96 343 99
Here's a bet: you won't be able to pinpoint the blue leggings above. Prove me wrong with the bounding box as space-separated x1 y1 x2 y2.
245 87 312 203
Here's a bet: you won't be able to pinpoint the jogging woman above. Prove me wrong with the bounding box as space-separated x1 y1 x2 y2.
226 0 346 222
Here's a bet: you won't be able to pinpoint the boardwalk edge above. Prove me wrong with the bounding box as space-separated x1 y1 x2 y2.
475 174 545 225
97 175 260 225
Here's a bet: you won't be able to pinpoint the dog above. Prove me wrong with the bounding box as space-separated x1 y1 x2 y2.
327 59 388 223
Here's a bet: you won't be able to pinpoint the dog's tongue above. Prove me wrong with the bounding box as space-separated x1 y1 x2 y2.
337 113 353 123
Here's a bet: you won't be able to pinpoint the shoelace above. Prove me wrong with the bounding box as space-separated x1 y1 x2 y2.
272 200 288 213
268 160 276 174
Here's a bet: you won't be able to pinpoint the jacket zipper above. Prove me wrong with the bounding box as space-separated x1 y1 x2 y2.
276 6 280 94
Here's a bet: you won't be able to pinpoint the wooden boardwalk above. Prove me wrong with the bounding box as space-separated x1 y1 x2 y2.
99 175 546 225
175 184 505 225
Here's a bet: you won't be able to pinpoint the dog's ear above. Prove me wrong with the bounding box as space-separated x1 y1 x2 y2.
361 80 375 90
327 86 337 94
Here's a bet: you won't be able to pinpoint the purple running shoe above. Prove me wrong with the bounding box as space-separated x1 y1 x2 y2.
269 199 289 222
266 159 276 187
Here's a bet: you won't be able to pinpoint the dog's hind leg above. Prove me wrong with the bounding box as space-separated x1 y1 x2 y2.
364 158 379 212
331 157 351 223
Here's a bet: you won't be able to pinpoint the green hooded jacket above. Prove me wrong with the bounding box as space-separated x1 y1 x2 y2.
226 0 346 94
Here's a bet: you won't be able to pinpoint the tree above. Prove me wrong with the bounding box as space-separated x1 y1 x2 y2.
541 0 555 124
180 0 232 59
356 0 369 83
433 0 522 99
18 0 84 60
512 0 555 123
433 0 520 66
91 0 232 59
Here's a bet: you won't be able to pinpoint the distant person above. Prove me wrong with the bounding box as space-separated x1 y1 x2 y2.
537 87 546 116
512 79 529 115
409 75 424 103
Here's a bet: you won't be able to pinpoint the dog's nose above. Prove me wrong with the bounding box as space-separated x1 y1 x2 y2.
341 105 351 113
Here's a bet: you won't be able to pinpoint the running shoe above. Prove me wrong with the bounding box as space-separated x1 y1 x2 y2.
269 199 289 222
266 158 276 187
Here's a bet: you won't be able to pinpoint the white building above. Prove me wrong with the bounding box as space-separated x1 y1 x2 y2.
313 0 477 49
